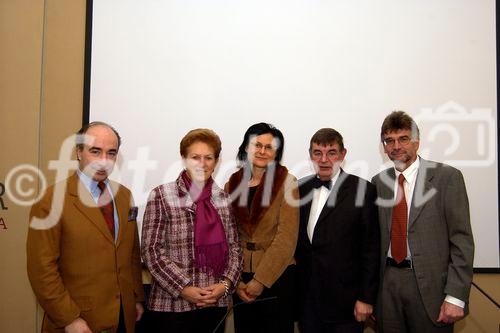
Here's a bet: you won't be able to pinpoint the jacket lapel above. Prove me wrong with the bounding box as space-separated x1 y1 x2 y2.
298 176 315 245
381 159 436 229
380 168 396 233
110 181 128 248
69 174 115 244
313 170 350 239
227 165 288 236
409 159 435 227
300 176 314 225
177 175 196 217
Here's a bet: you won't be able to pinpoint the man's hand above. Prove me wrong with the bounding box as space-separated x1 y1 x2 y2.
64 317 92 333
236 282 255 303
181 286 215 307
135 302 144 321
437 301 464 324
353 300 373 322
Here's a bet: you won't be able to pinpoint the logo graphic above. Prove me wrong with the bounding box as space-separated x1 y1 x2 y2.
414 101 495 167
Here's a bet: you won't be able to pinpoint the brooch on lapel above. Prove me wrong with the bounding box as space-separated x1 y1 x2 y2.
128 206 138 221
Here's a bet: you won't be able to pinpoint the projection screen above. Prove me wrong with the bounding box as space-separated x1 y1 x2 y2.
85 0 499 269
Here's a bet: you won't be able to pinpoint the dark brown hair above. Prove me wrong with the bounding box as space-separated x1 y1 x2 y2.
309 128 344 152
380 111 420 141
236 122 284 163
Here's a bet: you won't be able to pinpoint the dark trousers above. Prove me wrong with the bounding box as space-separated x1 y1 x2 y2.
300 319 363 333
117 303 126 333
233 265 296 333
380 265 453 333
299 288 363 333
147 307 227 333
135 284 151 333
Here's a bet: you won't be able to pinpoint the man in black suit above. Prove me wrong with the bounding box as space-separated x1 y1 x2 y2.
295 128 380 333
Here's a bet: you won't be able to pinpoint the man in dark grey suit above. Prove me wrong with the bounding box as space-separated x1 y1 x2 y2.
372 111 474 333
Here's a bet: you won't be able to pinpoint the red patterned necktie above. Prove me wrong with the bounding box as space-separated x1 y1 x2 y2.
391 174 408 263
98 181 115 238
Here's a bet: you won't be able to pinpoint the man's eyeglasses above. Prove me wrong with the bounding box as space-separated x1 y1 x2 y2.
383 136 412 147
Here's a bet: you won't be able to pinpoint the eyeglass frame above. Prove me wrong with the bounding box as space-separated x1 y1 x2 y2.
250 141 277 152
382 135 416 147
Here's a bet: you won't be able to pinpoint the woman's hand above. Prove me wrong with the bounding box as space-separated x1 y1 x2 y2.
236 281 255 303
245 279 264 298
236 279 264 303
201 282 227 304
180 286 215 307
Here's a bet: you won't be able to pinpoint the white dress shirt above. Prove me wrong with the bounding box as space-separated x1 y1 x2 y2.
307 170 341 242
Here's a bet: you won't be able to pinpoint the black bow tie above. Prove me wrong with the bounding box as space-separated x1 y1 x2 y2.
311 177 332 190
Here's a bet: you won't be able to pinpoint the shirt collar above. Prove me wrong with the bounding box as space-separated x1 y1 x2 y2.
395 156 420 184
77 169 108 197
330 168 341 187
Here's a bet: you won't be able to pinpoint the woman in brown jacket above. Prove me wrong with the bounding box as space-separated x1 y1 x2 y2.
226 122 299 333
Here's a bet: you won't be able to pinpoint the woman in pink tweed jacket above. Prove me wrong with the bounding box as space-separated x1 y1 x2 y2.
141 129 242 333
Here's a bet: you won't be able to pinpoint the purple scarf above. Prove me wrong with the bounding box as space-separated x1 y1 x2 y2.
181 171 228 277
